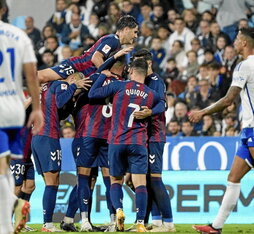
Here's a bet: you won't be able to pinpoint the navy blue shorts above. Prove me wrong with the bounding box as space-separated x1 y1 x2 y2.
148 142 165 174
72 137 81 163
108 144 148 177
31 136 62 175
0 128 22 159
76 137 109 168
51 60 76 79
10 159 35 186
236 128 254 167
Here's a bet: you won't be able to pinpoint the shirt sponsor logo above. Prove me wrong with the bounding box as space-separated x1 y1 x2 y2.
102 44 111 54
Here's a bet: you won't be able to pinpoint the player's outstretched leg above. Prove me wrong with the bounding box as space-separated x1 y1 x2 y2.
192 224 222 234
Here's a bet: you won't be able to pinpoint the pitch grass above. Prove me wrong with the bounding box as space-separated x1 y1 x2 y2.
26 224 253 233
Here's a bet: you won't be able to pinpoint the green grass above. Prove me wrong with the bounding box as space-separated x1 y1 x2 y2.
25 224 254 233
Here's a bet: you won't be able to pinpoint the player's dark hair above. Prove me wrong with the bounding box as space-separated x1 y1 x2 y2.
239 27 254 40
129 58 148 77
132 48 152 61
0 0 6 9
116 15 138 30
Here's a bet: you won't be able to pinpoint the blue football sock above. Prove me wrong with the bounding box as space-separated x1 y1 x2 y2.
103 176 115 215
110 183 123 210
135 185 147 222
77 174 90 213
151 177 173 222
88 188 94 223
43 185 58 223
66 185 79 218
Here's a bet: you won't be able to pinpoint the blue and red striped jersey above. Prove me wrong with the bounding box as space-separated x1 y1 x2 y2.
83 73 124 139
68 34 120 76
37 81 77 139
145 73 167 142
72 91 90 138
20 126 32 163
88 74 160 146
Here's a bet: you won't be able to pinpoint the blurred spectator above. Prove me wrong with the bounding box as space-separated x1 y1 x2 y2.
138 1 153 25
106 2 121 33
97 23 110 38
150 37 166 73
47 0 67 34
77 0 94 26
121 0 141 22
182 9 198 33
166 118 182 136
203 48 216 65
59 45 73 62
61 13 89 51
136 20 154 49
181 50 199 81
213 131 222 136
191 78 220 109
201 115 217 136
38 36 62 62
201 10 214 23
166 17 195 53
173 101 188 124
38 50 56 70
162 40 186 70
87 13 99 38
207 62 224 96
198 20 214 49
36 25 56 51
203 0 253 41
181 118 198 136
178 75 198 108
222 101 238 119
187 38 205 65
150 4 166 28
65 2 81 24
214 34 229 64
92 0 110 22
238 18 249 29
161 58 179 88
165 92 176 125
210 20 231 50
221 113 239 136
61 124 76 138
24 16 41 49
225 126 237 137
197 64 209 80
157 24 170 50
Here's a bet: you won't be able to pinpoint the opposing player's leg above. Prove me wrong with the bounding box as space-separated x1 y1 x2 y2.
193 156 251 233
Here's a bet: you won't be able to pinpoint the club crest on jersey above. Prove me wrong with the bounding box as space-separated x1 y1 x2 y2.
151 75 158 80
102 44 111 54
61 84 68 90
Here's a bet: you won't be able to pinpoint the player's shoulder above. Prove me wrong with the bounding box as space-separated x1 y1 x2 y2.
103 34 119 41
0 21 30 41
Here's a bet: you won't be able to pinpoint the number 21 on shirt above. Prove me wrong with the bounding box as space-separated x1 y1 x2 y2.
0 48 15 82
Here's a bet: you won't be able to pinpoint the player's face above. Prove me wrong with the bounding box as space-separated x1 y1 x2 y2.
234 32 245 55
123 26 138 44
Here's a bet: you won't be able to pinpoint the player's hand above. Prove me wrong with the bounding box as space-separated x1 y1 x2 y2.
27 109 44 135
114 46 134 59
75 77 92 90
101 70 118 79
188 110 204 123
133 106 152 119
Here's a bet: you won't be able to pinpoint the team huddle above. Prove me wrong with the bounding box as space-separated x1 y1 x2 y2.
2 0 254 233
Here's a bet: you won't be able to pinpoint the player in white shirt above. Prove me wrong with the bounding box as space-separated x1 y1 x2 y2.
0 0 43 233
189 27 254 234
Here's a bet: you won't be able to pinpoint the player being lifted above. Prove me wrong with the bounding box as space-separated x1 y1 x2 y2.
38 15 138 83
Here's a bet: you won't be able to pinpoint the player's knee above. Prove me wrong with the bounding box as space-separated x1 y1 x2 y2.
227 172 241 183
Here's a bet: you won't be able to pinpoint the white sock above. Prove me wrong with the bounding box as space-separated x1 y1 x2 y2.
0 175 14 233
110 213 116 223
212 181 240 229
63 216 74 224
44 222 53 228
152 219 162 226
164 221 174 229
81 212 89 221
6 169 17 206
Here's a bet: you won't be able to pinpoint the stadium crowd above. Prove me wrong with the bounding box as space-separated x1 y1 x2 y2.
2 0 254 233
5 0 254 138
